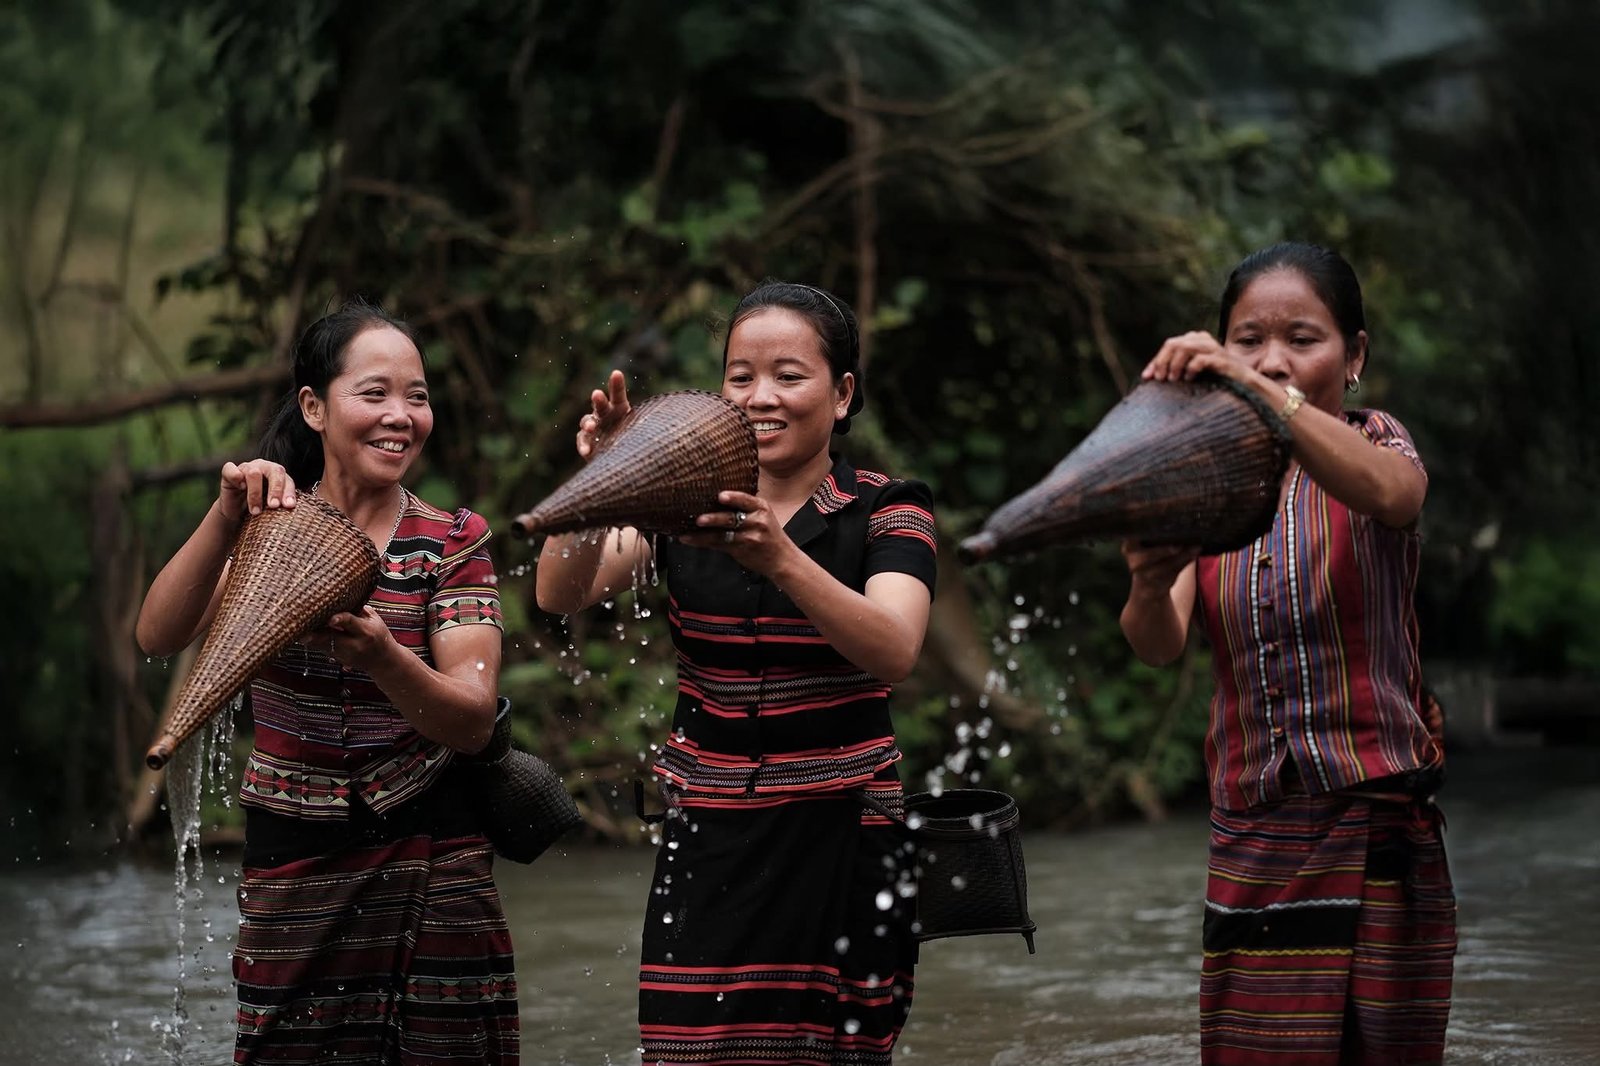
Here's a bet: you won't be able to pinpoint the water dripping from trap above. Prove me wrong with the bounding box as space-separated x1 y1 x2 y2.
159 694 239 1064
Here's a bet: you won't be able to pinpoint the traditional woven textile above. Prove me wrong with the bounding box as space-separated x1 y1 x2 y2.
233 835 519 1065
1193 408 1438 812
638 457 937 1064
639 788 918 1066
1200 794 1456 1065
238 498 503 822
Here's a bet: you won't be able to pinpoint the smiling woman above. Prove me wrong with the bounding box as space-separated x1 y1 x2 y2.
134 299 519 1065
537 280 937 1065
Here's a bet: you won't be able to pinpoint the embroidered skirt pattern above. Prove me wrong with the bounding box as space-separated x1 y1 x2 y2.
1200 794 1456 1065
233 835 519 1065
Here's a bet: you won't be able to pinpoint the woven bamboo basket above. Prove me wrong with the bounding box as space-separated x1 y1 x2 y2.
907 789 1038 952
144 495 381 769
510 390 758 537
461 698 584 864
959 375 1291 562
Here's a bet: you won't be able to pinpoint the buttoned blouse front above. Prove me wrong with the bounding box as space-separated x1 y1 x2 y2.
239 495 504 820
1195 408 1441 812
651 456 937 800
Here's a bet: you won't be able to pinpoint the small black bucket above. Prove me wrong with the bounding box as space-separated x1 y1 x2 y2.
903 789 1037 953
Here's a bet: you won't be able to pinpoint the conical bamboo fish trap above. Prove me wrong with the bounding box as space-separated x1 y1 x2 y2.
959 375 1291 562
144 495 381 769
511 389 759 537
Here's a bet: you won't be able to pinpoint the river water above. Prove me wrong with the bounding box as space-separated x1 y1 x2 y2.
2 747 1595 1065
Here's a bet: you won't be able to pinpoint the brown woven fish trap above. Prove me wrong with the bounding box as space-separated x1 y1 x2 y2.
959 374 1291 562
510 390 758 537
462 698 583 864
906 789 1038 952
144 495 381 769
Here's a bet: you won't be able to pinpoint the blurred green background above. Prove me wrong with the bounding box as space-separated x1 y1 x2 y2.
4 0 1597 857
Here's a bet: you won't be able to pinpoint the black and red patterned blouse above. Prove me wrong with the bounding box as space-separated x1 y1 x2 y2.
651 456 937 803
239 491 504 821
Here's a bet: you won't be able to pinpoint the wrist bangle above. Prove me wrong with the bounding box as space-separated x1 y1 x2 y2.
1278 385 1306 422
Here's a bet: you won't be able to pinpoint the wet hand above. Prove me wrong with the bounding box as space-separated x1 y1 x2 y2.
576 369 633 461
307 607 394 671
679 490 789 573
220 459 297 522
1121 540 1199 598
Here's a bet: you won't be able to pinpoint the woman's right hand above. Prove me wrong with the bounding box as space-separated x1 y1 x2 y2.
220 458 297 523
576 369 632 461
1121 540 1199 600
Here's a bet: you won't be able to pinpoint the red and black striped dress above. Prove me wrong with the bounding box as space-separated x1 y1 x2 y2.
640 457 938 1066
232 492 519 1065
1193 410 1456 1065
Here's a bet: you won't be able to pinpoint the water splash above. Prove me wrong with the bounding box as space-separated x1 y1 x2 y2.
161 694 238 1064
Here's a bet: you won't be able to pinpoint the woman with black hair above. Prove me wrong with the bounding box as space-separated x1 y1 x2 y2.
1120 243 1456 1065
538 281 937 1064
138 300 519 1064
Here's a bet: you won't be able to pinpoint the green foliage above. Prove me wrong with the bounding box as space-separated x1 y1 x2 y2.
0 429 110 852
1490 539 1600 677
8 0 1597 850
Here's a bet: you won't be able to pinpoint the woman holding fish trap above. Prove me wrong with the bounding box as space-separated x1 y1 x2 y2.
534 281 937 1065
136 300 519 1065
1118 244 1456 1065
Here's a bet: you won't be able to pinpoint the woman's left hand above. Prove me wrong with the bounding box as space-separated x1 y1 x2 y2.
306 607 395 671
678 490 790 574
1141 330 1267 392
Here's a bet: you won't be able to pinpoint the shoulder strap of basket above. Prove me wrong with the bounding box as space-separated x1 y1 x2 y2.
847 787 918 839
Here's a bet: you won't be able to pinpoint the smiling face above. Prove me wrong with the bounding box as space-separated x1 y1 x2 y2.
1222 268 1367 415
722 307 854 480
301 325 432 487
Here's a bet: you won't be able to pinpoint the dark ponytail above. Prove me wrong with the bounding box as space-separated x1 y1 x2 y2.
257 299 423 485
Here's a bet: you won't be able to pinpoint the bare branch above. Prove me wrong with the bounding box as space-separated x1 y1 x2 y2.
0 363 287 429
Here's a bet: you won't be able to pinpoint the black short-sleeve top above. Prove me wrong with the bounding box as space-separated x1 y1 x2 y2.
651 456 937 799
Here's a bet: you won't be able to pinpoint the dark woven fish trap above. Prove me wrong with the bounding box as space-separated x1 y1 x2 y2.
959 374 1291 563
511 390 759 537
144 495 381 770
907 789 1037 952
464 699 583 864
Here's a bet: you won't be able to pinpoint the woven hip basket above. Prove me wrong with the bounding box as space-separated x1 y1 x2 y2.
461 698 583 864
906 789 1038 952
511 389 758 537
959 374 1291 563
144 495 380 769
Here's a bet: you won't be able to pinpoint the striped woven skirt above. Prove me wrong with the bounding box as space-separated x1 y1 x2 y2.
639 786 919 1065
1201 794 1456 1065
233 834 519 1065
